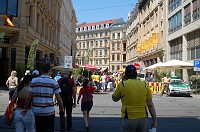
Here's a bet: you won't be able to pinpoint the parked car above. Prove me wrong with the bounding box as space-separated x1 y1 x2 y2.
167 78 191 96
138 73 146 81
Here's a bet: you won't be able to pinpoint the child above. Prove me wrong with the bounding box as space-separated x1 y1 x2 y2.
77 79 96 131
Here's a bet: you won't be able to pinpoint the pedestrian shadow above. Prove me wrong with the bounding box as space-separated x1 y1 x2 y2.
1 116 200 132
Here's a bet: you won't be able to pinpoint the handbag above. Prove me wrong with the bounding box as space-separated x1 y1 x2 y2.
1 89 18 126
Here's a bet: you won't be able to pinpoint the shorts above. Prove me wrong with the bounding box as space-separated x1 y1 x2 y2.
81 101 93 112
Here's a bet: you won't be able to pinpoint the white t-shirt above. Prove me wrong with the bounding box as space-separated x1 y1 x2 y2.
101 75 106 82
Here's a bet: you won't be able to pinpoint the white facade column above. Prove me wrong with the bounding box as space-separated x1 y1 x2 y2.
182 34 189 82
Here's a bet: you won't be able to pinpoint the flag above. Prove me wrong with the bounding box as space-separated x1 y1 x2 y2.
5 15 14 27
1 90 18 126
27 39 39 70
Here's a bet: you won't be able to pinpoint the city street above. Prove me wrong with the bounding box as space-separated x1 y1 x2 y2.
0 90 200 132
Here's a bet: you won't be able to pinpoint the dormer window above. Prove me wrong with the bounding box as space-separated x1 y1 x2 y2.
84 27 87 31
92 26 95 30
96 25 99 29
88 26 91 30
101 24 104 29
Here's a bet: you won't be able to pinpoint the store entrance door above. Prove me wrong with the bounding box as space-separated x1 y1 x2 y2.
0 47 9 87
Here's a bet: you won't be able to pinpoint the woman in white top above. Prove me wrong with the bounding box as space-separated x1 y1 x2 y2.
6 70 18 101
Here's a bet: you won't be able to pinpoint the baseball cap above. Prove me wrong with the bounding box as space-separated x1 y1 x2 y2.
25 70 31 75
125 65 137 73
32 70 39 76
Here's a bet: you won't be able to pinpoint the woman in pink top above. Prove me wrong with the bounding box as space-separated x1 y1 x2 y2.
77 79 96 131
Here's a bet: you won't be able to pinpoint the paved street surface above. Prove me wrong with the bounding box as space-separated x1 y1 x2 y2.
0 89 200 132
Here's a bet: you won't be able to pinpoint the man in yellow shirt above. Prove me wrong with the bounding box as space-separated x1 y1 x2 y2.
112 65 157 132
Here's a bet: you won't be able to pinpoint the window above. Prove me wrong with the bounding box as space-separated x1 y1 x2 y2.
112 65 115 71
117 54 120 61
95 51 98 56
192 0 200 21
104 50 107 55
0 0 18 16
100 50 102 56
168 11 182 34
112 33 115 39
117 33 120 39
184 4 191 25
36 14 40 33
105 32 108 36
191 48 195 59
42 19 45 36
11 48 16 70
104 59 107 64
100 41 102 47
83 42 85 48
112 42 115 50
117 65 120 70
170 37 182 60
96 41 98 47
168 0 182 13
96 60 98 65
90 41 93 47
99 60 102 64
197 47 200 59
87 42 89 48
112 55 115 61
117 42 120 50
100 33 102 37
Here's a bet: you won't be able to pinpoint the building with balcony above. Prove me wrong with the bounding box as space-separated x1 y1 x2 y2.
76 18 126 72
166 0 200 81
0 0 77 86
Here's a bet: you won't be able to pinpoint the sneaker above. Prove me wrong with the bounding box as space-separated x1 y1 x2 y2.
85 125 89 132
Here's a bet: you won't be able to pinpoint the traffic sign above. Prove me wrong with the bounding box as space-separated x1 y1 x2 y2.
194 67 200 71
194 60 200 67
64 56 72 68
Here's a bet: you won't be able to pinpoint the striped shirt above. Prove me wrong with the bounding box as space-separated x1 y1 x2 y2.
29 75 61 116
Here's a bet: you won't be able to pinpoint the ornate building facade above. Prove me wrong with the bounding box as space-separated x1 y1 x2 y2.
126 0 167 68
0 0 77 86
76 18 126 72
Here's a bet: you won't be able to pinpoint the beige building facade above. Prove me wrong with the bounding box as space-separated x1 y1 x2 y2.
0 0 77 86
126 0 167 69
76 18 126 72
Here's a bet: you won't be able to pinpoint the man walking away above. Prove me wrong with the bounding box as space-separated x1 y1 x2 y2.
25 63 64 132
112 65 157 132
58 69 77 131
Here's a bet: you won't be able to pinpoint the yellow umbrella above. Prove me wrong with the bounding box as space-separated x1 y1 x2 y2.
117 68 125 73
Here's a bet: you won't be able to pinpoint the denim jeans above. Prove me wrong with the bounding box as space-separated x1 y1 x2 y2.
121 118 147 132
14 109 35 132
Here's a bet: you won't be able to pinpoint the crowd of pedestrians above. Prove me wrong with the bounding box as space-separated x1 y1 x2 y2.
5 64 157 132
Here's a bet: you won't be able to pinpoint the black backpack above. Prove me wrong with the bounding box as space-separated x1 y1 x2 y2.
59 77 72 97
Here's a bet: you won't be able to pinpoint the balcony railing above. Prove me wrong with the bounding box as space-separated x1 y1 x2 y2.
168 23 182 34
193 8 200 21
184 14 191 26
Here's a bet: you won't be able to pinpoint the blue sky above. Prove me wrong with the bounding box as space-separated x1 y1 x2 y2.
72 0 137 24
